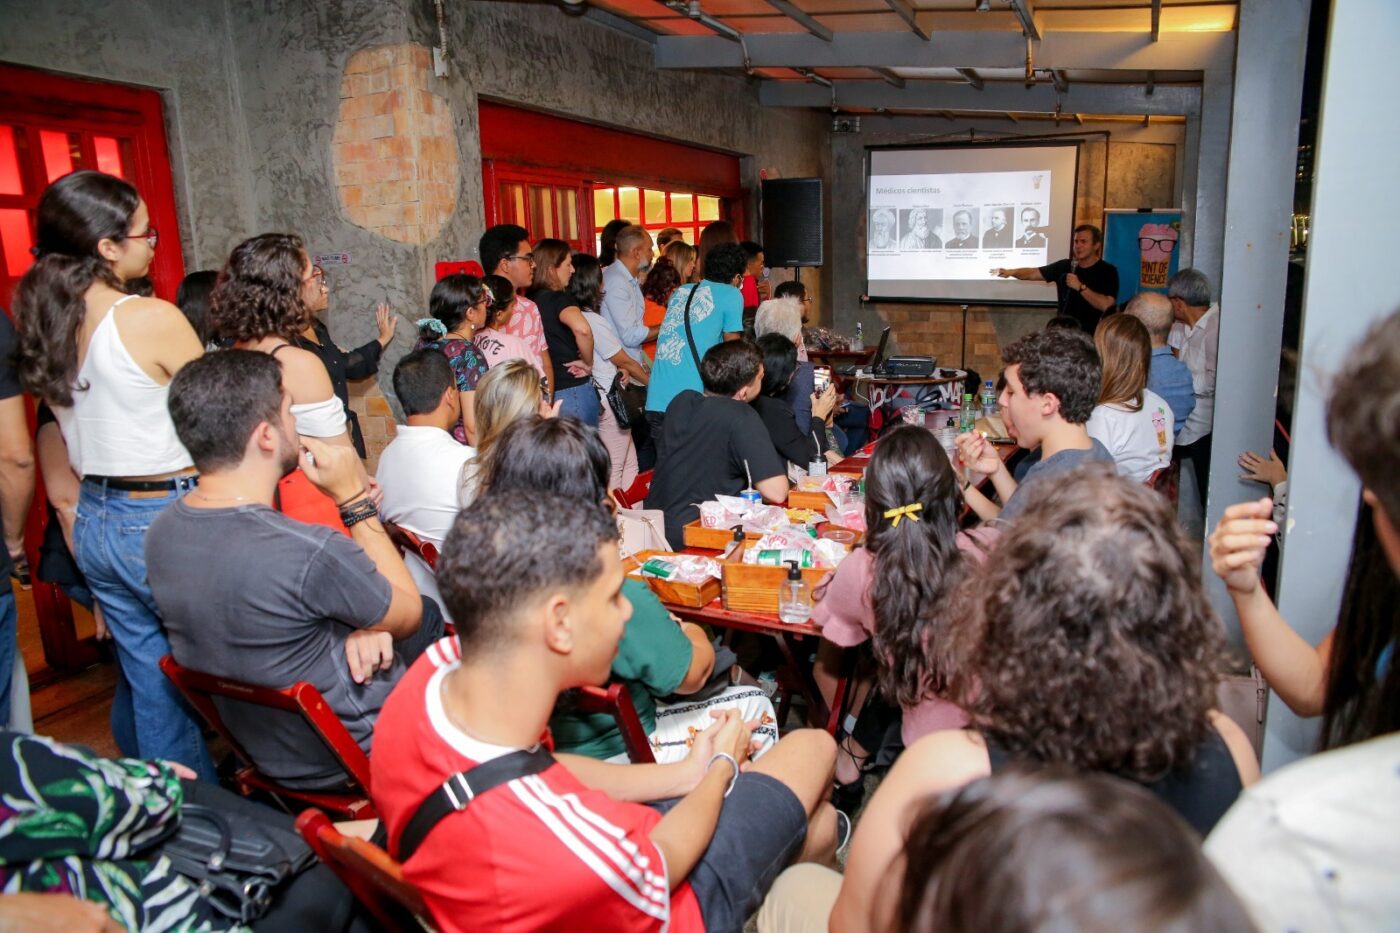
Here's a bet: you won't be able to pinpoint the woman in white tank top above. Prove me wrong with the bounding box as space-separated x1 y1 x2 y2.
11 170 213 778
208 233 370 530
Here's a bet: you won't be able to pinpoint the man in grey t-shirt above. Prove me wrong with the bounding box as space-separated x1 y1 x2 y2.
958 327 1113 523
147 351 441 790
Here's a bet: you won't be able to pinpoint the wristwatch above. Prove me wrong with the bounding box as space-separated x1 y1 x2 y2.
1077 283 1087 293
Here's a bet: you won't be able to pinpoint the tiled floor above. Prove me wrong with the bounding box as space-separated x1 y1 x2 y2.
10 577 121 757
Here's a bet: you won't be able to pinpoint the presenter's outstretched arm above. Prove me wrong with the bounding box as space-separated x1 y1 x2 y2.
991 267 1044 281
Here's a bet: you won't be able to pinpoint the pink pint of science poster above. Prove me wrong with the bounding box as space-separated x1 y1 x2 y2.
1102 211 1183 303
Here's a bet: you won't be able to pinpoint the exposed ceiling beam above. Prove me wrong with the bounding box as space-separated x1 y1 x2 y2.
881 0 930 41
876 68 906 89
1007 0 1041 42
764 0 833 42
1005 111 1019 122
582 7 659 44
856 113 1189 143
759 79 1199 116
654 30 1233 72
1073 112 1084 125
956 67 985 90
1151 0 1163 42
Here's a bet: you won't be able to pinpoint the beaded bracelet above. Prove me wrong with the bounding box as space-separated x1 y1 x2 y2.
339 497 379 529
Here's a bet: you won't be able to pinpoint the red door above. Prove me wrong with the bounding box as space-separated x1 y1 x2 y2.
0 63 185 672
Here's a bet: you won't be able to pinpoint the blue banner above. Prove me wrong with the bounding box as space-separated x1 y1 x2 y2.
1102 209 1182 305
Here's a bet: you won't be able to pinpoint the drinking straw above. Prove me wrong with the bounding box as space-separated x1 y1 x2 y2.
744 459 753 488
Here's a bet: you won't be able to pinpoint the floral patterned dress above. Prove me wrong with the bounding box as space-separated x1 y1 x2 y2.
415 336 490 445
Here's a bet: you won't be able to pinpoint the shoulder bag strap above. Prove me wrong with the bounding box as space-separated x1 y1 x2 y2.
395 746 555 863
682 283 702 373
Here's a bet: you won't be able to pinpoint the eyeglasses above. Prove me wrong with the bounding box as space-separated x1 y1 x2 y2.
128 227 158 249
307 266 329 289
506 253 536 265
1138 237 1178 252
802 296 814 304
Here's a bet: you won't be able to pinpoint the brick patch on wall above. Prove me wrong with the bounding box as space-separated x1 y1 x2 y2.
348 377 396 474
874 304 1005 384
333 43 457 244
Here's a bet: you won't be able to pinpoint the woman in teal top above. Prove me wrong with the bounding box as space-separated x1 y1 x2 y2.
644 242 747 417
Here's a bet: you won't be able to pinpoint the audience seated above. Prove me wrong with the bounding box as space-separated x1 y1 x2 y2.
811 426 995 812
147 351 440 791
753 334 836 468
1168 267 1220 493
473 273 542 376
830 466 1259 933
376 349 474 620
754 295 828 441
414 273 491 445
771 279 813 331
1126 291 1196 435
1204 309 1400 930
370 492 840 932
572 252 646 490
527 239 597 425
477 416 778 763
211 232 371 533
646 340 787 546
644 242 748 446
1087 314 1175 483
13 170 212 778
957 327 1113 523
760 768 1255 933
479 224 551 390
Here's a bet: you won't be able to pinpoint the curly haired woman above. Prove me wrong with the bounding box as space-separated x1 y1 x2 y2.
827 464 1260 933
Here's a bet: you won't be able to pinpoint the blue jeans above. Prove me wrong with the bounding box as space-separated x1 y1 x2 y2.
74 479 215 779
0 588 15 727
556 381 601 426
64 581 136 757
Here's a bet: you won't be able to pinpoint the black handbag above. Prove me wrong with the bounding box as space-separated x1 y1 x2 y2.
603 371 647 427
161 803 317 925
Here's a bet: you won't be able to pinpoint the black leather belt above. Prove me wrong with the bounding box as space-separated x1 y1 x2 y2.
83 474 199 492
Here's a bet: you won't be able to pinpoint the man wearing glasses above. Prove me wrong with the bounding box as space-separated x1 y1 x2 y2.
480 225 553 398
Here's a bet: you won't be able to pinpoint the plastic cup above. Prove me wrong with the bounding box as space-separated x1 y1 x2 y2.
821 528 856 546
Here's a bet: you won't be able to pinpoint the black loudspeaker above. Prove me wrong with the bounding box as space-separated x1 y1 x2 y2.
760 178 823 267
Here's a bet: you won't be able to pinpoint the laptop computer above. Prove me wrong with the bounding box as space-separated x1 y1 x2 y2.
833 326 890 376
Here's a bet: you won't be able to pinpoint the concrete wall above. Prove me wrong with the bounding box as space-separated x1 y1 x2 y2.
830 122 1186 380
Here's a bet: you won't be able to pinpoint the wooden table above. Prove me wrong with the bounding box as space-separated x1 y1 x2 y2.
808 348 875 368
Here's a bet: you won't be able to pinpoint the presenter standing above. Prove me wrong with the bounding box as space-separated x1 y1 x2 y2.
992 224 1119 333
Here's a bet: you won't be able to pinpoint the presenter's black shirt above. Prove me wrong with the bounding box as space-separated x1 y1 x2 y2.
1040 258 1120 333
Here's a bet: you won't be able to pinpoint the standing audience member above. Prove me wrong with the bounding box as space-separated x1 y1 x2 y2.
597 217 630 267
772 279 813 331
0 308 32 726
478 417 777 763
370 491 840 932
1087 314 1175 483
290 262 398 459
473 274 541 376
957 327 1113 523
647 340 787 546
13 170 211 777
211 233 368 532
174 269 219 348
601 224 659 367
640 256 681 361
739 240 769 332
830 466 1259 933
148 350 437 791
377 350 475 619
696 220 738 285
666 239 699 286
644 242 747 447
761 769 1256 933
480 224 553 395
1169 268 1220 497
753 334 835 467
654 227 684 252
1205 308 1400 930
811 426 994 813
1125 290 1195 435
572 253 644 491
414 273 491 446
528 239 597 425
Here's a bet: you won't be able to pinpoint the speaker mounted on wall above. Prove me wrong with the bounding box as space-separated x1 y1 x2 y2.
760 177 823 267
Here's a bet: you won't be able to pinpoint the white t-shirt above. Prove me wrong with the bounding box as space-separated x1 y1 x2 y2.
1205 732 1400 932
1086 388 1174 484
583 310 622 388
375 425 475 618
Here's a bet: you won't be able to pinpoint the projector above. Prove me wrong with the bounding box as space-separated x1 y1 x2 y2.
880 355 937 377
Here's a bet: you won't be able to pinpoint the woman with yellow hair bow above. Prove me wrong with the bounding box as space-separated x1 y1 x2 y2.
810 425 998 813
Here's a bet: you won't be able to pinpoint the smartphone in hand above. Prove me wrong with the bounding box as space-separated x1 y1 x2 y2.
813 366 832 394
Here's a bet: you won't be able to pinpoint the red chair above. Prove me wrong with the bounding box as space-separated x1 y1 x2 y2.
384 521 439 570
611 469 654 510
296 810 433 932
1146 459 1180 505
575 683 655 763
159 655 376 819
